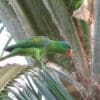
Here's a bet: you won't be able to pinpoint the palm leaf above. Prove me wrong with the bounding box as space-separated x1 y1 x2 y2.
49 67 87 95
0 66 75 100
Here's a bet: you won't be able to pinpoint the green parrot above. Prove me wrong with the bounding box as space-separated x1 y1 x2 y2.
0 36 73 61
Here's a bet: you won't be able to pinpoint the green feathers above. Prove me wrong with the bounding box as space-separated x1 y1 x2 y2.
5 36 50 51
0 36 72 61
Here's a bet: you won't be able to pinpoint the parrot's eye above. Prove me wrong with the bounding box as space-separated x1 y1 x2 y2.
65 49 73 57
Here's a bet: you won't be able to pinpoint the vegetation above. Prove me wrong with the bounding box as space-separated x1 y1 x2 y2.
0 0 99 99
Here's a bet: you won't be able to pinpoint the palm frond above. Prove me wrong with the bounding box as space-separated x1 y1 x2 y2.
0 66 75 100
49 67 87 97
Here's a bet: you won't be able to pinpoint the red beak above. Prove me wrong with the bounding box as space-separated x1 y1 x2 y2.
66 49 73 57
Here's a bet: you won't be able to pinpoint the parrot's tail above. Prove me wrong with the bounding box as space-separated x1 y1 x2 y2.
4 46 14 52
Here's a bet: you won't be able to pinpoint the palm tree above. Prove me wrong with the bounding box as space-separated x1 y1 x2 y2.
0 0 98 99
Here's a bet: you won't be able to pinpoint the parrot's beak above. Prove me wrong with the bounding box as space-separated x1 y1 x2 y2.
66 49 73 57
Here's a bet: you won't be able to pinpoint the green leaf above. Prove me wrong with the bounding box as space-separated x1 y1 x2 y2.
0 92 12 100
39 69 74 100
5 87 26 100
0 66 75 100
24 74 42 100
51 67 87 95
32 77 56 100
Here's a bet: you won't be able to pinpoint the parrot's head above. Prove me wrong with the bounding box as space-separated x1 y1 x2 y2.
60 41 73 57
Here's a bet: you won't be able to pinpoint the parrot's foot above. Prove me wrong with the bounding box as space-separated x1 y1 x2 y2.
33 60 45 69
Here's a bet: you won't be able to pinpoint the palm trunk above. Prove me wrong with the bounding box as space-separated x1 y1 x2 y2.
93 0 100 83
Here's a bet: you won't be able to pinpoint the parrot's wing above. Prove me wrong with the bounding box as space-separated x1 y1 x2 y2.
5 36 50 52
30 36 50 47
